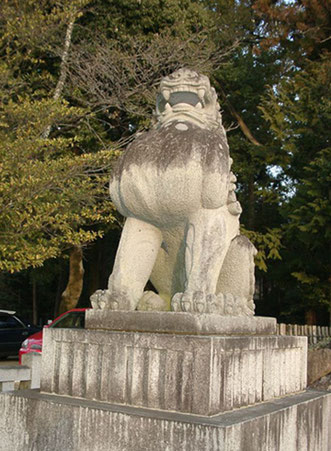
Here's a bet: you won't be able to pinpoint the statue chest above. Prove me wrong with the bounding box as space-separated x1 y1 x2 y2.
109 122 230 227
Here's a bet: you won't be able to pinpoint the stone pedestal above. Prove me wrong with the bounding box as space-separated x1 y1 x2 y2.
40 324 307 416
0 311 330 450
0 388 330 451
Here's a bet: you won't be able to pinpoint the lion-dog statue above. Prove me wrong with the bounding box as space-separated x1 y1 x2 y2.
91 68 257 316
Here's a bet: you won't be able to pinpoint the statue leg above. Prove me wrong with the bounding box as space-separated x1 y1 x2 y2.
216 235 257 316
172 207 237 313
91 217 162 310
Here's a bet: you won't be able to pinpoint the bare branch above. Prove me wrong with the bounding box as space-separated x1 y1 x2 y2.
216 82 263 146
67 31 240 122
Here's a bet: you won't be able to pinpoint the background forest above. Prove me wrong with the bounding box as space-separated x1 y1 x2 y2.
0 0 330 325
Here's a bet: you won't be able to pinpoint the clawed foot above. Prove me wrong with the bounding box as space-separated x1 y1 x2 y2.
171 291 255 316
90 289 118 310
171 291 218 313
89 289 135 310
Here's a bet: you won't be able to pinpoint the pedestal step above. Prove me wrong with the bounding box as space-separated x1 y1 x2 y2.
41 328 307 416
85 311 277 336
0 389 330 451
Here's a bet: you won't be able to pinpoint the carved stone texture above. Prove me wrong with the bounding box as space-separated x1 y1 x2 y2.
41 328 307 416
1 389 331 451
91 68 257 315
85 310 276 336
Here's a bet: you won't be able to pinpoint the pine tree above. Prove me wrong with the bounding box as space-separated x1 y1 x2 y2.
256 0 331 323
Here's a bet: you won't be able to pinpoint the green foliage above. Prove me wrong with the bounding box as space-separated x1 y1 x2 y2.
0 95 117 272
0 0 118 273
241 226 282 272
259 26 331 316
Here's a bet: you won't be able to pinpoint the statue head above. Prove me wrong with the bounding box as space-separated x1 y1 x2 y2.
155 68 222 130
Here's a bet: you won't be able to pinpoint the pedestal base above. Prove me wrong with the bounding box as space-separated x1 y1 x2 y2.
41 328 307 416
0 389 330 451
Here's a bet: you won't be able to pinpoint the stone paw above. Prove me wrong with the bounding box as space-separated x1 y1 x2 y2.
90 289 133 310
137 291 169 311
171 291 213 313
90 289 112 310
171 292 182 312
171 291 255 316
246 299 255 315
216 293 255 316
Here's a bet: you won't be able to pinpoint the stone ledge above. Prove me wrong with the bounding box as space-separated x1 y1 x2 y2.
85 310 276 336
0 389 330 451
0 366 30 383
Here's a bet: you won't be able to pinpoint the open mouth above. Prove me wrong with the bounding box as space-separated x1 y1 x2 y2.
156 89 206 116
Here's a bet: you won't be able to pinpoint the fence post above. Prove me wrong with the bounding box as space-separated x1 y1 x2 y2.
276 323 331 341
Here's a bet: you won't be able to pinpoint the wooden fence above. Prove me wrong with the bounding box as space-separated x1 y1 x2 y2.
277 323 331 345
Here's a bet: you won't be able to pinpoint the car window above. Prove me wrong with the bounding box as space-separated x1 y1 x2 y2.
0 315 24 329
51 312 85 329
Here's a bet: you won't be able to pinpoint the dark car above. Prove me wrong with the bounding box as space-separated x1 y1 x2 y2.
0 309 41 359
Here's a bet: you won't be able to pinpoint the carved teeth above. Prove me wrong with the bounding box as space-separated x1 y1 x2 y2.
162 89 170 101
198 89 205 100
165 103 172 112
196 102 202 109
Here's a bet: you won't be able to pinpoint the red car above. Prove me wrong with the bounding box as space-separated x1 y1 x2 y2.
19 308 88 364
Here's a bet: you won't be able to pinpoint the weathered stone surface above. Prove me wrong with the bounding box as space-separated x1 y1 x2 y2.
21 352 42 389
85 310 276 335
308 348 331 385
0 389 330 451
40 328 307 416
0 366 30 383
0 366 30 392
90 69 257 315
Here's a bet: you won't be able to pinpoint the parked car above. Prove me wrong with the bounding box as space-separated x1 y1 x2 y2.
19 308 88 364
0 309 41 359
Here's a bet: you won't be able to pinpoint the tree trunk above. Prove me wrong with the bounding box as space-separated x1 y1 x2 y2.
59 246 84 314
216 83 262 146
305 309 317 325
42 18 75 139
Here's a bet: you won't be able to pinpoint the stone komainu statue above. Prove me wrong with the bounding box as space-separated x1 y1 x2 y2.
91 68 257 316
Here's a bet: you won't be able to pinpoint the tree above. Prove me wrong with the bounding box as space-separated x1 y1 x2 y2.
65 0 241 146
0 0 120 318
260 58 331 322
203 1 286 275
255 0 331 323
